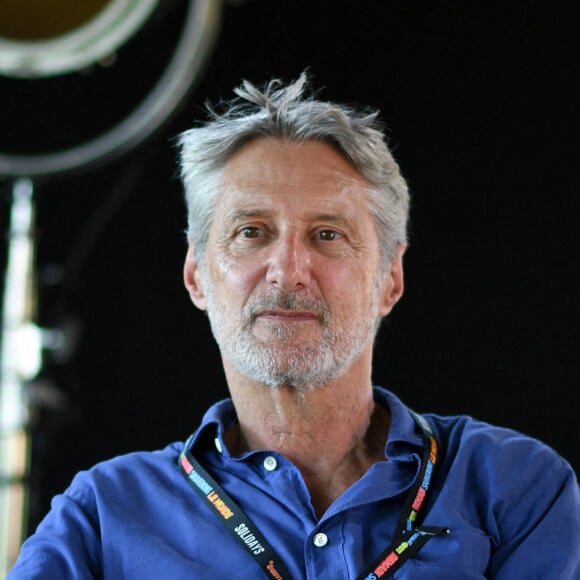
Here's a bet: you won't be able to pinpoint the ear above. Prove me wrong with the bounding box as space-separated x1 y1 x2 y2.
378 244 406 317
183 245 208 311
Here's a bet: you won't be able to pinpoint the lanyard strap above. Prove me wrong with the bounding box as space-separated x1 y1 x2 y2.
179 445 293 580
178 410 448 580
353 411 449 579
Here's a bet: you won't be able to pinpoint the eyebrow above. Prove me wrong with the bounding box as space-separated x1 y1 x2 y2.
307 213 352 229
223 208 353 227
222 208 274 227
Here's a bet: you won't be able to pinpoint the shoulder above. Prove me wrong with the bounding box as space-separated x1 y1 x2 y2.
8 441 188 578
426 412 569 472
425 413 578 531
425 412 574 484
63 441 184 507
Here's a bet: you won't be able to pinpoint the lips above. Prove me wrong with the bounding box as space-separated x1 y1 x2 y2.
255 309 319 321
244 291 329 326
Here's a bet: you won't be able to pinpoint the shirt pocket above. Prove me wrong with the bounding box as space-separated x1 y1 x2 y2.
393 527 491 579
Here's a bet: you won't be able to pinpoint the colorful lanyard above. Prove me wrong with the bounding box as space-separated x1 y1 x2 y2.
356 411 449 579
178 410 449 579
179 447 292 579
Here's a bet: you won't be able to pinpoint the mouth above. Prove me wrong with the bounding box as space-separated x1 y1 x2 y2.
255 309 320 322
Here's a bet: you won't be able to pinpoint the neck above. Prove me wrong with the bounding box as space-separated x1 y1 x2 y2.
222 355 390 517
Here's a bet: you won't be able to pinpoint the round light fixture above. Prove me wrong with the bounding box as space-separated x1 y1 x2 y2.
0 0 222 177
0 0 160 79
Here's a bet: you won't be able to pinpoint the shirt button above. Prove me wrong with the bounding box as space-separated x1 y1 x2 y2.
313 533 328 547
214 437 223 453
263 456 278 471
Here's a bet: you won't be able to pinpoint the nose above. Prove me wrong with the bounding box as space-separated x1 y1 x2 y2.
265 233 312 291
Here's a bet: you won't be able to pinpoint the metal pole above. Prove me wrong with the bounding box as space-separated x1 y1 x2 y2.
0 178 40 575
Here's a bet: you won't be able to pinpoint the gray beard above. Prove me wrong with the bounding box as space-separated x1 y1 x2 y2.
204 287 381 390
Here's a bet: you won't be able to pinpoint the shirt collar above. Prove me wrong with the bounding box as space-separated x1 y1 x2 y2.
372 386 425 459
184 398 238 456
185 386 425 460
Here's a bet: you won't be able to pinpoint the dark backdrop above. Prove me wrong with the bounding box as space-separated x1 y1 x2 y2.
0 0 578 532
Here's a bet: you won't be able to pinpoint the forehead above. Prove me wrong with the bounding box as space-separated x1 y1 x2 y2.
218 137 371 213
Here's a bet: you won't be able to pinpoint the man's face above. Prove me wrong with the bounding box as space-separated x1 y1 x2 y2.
185 137 403 389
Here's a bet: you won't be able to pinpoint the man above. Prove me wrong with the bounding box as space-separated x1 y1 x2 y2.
9 74 580 579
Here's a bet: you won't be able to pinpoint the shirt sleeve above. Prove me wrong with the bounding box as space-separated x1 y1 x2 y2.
8 484 103 580
488 443 580 579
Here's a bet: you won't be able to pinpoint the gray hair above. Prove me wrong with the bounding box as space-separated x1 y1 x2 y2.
178 73 410 268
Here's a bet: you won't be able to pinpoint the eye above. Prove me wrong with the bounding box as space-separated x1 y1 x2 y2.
315 229 342 242
238 226 263 238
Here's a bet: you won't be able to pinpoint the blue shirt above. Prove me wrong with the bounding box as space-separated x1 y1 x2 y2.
9 387 580 579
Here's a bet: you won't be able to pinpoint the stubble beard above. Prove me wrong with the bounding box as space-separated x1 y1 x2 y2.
203 281 382 390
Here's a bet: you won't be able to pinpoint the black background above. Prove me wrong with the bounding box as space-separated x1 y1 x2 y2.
0 0 578 532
